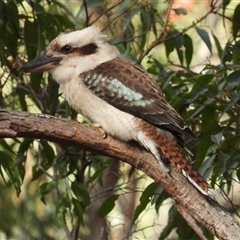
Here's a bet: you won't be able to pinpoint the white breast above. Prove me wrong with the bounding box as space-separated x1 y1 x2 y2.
60 78 139 142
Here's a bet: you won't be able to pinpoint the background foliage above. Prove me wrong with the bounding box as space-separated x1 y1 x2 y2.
0 0 240 239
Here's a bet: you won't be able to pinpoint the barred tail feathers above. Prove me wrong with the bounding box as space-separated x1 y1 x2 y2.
136 120 212 196
155 131 211 196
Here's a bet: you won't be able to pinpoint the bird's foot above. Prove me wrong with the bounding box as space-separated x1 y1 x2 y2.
91 122 107 139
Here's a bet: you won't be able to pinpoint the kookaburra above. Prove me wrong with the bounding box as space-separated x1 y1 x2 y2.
20 26 212 196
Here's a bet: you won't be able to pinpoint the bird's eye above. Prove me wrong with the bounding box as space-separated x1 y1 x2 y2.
61 45 73 54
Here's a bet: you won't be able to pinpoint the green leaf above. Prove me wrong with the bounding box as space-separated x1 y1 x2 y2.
87 158 112 182
232 4 240 39
218 79 226 91
223 43 233 64
4 1 19 54
85 0 104 8
0 139 15 154
153 59 168 78
54 14 75 29
17 87 27 111
226 70 240 89
97 194 119 217
212 33 223 60
190 74 215 103
152 185 165 213
190 87 208 103
27 1 44 12
236 169 240 181
199 155 215 176
223 0 231 7
195 135 212 163
172 30 184 65
164 39 174 59
40 140 55 163
232 42 240 64
132 182 158 224
172 7 187 16
218 152 230 173
88 164 108 184
39 181 58 204
71 182 90 207
183 34 193 66
124 8 141 31
24 19 38 60
159 206 178 240
72 198 83 218
201 106 220 133
222 0 231 28
222 93 240 116
56 192 71 221
40 181 58 195
140 10 151 40
196 28 212 53
227 151 240 175
0 151 21 196
48 77 60 114
190 97 215 118
211 132 223 145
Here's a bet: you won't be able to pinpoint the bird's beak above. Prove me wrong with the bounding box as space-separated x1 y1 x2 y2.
20 54 63 73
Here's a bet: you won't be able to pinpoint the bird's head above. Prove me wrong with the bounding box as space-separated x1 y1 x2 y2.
20 26 120 84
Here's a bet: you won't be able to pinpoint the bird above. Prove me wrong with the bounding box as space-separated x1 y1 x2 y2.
20 25 213 196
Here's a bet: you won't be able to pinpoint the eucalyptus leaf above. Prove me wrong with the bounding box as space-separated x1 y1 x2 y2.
173 7 187 16
97 195 119 217
132 182 158 224
196 28 212 53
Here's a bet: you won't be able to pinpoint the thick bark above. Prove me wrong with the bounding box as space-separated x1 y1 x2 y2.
0 109 240 240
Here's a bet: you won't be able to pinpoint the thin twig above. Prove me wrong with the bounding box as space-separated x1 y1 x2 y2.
72 218 81 240
89 0 124 26
101 2 136 33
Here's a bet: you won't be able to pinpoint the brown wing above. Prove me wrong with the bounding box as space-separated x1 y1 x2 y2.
81 57 196 140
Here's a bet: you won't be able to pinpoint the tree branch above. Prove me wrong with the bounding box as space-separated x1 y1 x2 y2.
0 109 240 240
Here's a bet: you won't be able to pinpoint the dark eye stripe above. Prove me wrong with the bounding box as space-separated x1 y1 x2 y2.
73 43 98 56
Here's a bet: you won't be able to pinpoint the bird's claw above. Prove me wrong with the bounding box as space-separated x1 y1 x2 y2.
91 122 107 139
